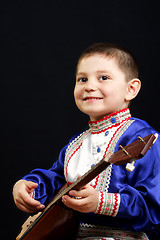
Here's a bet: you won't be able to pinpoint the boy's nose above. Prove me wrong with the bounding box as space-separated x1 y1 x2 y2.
84 80 97 92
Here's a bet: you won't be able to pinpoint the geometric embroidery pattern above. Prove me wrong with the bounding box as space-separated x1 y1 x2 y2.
95 192 120 217
93 119 134 217
76 223 149 240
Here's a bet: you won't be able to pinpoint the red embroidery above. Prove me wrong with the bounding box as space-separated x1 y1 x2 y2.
30 189 35 199
111 193 119 217
90 121 128 135
65 142 83 184
92 175 99 189
103 119 128 158
89 108 131 135
88 108 129 125
97 191 104 214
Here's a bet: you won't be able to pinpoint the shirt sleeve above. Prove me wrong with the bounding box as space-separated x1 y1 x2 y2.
22 145 67 205
95 127 160 234
95 192 120 217
118 129 160 232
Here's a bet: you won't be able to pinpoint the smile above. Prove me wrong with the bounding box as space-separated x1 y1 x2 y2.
83 97 103 101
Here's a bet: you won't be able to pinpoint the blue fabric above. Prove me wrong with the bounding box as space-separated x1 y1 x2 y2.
23 144 68 205
23 118 160 239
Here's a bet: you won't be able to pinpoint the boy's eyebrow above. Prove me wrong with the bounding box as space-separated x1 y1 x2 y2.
96 70 111 74
76 72 86 76
76 70 112 76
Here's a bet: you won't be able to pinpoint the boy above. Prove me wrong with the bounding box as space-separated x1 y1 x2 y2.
13 43 160 239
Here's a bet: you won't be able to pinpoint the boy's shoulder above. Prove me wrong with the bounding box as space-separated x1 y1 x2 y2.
130 116 152 127
115 117 159 150
130 117 158 132
122 116 159 144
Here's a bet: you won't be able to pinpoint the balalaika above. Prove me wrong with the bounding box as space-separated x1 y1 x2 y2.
16 134 157 240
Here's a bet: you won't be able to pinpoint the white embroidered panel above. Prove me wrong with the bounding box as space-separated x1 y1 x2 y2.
66 128 117 184
65 117 134 193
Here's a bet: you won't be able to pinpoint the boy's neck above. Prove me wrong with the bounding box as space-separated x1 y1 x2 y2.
89 108 131 124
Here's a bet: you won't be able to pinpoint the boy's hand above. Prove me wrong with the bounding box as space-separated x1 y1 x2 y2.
13 180 45 213
62 184 99 213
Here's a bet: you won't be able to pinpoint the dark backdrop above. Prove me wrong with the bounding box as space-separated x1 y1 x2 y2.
2 1 160 239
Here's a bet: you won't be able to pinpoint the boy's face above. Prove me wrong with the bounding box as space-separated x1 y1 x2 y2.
74 54 130 121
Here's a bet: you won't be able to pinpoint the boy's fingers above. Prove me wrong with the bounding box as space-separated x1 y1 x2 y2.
69 184 90 198
26 181 38 189
62 194 87 205
25 181 38 192
62 195 87 212
17 202 45 213
13 180 45 213
69 190 84 198
23 193 41 206
17 194 45 213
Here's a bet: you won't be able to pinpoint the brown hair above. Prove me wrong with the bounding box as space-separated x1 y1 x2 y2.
77 42 139 81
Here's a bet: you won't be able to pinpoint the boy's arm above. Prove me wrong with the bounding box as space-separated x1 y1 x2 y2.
13 180 45 213
13 145 67 212
95 129 160 233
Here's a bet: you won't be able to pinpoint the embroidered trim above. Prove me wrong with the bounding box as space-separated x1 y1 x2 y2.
64 130 90 181
92 119 134 217
89 108 131 134
95 191 104 214
64 109 132 183
95 192 120 217
30 190 35 199
76 238 114 240
91 120 134 193
76 223 149 240
64 111 134 199
91 164 112 191
103 119 133 159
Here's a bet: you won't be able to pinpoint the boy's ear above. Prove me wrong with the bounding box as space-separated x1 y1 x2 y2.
125 78 141 101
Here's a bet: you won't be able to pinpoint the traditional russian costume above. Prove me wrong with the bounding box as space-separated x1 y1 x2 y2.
23 109 160 239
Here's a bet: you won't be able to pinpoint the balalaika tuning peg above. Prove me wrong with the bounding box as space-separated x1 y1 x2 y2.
126 133 158 172
126 160 135 172
118 144 135 172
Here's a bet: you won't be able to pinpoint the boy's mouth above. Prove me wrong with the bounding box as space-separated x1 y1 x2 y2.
83 96 103 101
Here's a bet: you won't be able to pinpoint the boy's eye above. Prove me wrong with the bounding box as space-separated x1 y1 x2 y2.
78 78 88 83
99 75 109 81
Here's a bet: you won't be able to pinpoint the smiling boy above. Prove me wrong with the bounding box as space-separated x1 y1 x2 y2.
13 43 160 240
74 52 140 121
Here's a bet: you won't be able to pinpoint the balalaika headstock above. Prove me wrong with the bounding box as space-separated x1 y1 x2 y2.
108 133 157 171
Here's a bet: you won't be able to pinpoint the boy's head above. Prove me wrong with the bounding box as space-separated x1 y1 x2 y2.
74 42 141 121
76 42 139 81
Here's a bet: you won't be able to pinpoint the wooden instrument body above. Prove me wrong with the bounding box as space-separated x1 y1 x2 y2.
17 183 79 240
16 134 156 240
19 202 77 240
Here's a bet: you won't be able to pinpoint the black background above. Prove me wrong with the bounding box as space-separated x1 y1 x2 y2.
2 1 160 239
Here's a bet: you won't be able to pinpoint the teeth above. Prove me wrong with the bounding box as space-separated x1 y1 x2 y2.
85 97 101 100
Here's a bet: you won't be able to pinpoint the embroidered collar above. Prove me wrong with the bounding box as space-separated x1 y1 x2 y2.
88 108 131 134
